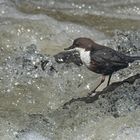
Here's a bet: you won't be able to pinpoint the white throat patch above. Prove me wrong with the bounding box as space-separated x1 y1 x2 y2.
75 48 90 66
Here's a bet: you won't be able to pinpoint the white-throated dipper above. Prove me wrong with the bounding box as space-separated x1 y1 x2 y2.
64 37 140 95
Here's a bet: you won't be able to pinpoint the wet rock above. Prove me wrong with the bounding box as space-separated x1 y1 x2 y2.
0 32 140 139
54 50 83 66
62 74 140 116
45 73 140 140
0 44 97 113
1 0 140 139
109 31 140 80
13 73 140 140
112 31 140 56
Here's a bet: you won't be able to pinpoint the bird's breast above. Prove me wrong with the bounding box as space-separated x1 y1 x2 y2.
75 48 91 66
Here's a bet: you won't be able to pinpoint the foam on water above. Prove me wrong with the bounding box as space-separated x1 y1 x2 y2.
115 127 140 140
20 131 50 140
0 0 140 140
0 0 107 59
12 0 140 20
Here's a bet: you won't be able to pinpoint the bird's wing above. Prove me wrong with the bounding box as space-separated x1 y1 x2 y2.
91 48 128 65
90 48 128 74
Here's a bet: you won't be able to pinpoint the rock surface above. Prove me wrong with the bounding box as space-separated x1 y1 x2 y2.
2 45 139 139
0 39 140 139
14 73 140 140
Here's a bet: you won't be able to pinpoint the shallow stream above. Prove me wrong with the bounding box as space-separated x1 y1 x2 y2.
0 0 140 140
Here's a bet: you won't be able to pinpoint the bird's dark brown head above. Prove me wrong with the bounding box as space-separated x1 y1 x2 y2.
64 37 95 51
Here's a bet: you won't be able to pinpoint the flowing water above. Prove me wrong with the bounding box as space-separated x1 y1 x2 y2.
0 0 140 140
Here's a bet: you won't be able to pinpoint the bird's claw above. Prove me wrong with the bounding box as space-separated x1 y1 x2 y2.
88 90 96 97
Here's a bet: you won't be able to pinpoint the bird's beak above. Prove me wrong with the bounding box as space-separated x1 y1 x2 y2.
64 45 74 50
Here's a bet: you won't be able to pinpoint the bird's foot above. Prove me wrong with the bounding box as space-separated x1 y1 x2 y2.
87 90 96 97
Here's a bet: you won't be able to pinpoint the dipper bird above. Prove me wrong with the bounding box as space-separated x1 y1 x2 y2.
64 37 140 95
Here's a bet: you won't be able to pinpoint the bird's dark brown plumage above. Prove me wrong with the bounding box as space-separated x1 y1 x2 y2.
65 37 140 95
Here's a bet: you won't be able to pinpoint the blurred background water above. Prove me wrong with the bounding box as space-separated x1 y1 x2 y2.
0 0 140 140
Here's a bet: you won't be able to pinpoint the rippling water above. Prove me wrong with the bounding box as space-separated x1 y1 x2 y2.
0 0 140 140
12 0 140 35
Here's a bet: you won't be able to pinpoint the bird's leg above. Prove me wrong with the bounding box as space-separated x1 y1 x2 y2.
88 75 105 96
107 74 112 86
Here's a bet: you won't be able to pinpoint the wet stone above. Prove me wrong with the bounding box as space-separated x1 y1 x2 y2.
0 32 140 140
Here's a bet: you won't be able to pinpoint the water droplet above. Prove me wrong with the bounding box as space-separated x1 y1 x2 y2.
6 44 10 48
86 84 90 90
27 29 31 32
37 6 41 9
1 10 5 14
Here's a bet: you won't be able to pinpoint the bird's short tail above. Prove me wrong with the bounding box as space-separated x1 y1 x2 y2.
126 55 140 63
129 56 140 63
131 56 140 61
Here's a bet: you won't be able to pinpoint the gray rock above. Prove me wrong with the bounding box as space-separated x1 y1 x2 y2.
15 74 140 140
1 31 140 140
